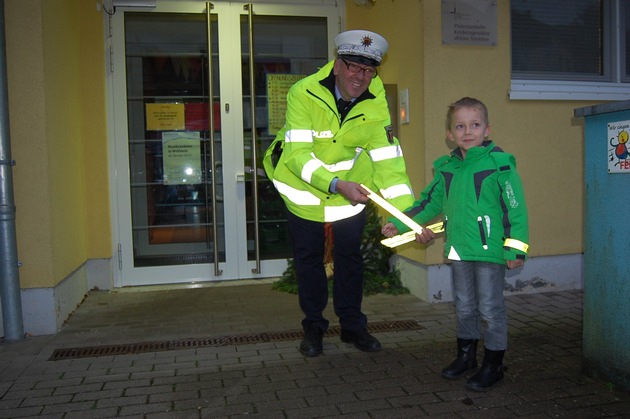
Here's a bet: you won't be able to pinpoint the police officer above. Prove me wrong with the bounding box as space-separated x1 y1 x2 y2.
263 30 415 357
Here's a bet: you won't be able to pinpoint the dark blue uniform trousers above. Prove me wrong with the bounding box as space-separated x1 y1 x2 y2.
286 209 367 333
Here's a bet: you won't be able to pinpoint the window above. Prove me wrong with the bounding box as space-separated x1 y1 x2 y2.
624 0 630 79
509 0 630 100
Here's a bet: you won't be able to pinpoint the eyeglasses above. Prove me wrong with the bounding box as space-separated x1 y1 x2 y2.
340 58 378 79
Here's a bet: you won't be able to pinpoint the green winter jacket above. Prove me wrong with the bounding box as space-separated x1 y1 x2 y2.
263 60 414 222
390 141 529 264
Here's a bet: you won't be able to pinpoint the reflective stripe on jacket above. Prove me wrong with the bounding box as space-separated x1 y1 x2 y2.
391 141 529 263
263 60 414 222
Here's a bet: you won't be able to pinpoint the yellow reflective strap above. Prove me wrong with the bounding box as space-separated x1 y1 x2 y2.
427 221 444 233
504 238 529 253
379 222 444 248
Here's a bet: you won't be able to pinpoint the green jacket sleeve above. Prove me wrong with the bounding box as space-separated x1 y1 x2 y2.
494 153 529 260
388 155 449 233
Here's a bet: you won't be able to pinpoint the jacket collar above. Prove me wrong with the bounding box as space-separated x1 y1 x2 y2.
452 140 496 160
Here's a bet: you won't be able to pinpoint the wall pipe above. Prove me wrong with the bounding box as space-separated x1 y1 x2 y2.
0 1 25 342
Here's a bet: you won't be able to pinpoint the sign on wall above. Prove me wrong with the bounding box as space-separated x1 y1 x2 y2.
441 0 497 46
608 120 630 173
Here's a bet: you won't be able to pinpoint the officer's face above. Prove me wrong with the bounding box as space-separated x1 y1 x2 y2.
334 58 374 100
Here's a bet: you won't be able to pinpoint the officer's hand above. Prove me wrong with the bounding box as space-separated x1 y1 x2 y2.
336 180 369 205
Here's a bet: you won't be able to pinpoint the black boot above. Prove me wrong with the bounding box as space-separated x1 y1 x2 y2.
466 348 505 391
299 327 324 357
442 338 478 379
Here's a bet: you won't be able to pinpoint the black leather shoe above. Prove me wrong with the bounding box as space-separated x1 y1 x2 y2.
299 327 324 357
340 329 381 352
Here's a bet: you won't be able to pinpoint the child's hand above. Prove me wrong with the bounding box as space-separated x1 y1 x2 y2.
415 227 436 244
507 259 524 270
381 223 399 237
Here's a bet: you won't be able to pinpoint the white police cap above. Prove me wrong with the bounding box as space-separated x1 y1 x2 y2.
335 30 389 66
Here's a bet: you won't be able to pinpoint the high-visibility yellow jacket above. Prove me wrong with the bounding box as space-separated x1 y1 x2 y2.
263 60 414 223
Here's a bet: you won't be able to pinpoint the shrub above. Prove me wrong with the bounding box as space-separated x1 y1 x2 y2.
272 202 409 296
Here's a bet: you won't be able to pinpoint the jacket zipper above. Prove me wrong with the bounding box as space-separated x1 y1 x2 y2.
306 89 365 125
477 216 488 250
307 89 336 114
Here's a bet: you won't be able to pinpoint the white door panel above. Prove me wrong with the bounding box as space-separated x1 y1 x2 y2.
109 1 339 286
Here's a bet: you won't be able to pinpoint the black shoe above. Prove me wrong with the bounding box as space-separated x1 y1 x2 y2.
442 338 478 379
466 348 505 391
340 329 381 352
299 327 324 357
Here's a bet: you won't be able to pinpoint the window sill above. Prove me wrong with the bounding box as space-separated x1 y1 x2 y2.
509 80 630 101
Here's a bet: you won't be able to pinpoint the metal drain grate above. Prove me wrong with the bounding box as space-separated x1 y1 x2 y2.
49 320 422 361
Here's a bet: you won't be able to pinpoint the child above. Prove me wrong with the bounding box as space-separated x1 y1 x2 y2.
382 97 529 391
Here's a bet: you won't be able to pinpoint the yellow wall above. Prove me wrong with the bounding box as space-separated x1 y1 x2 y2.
5 0 109 288
5 1 53 287
348 0 597 265
77 3 111 259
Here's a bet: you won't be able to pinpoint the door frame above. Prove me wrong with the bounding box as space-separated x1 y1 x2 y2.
106 0 344 287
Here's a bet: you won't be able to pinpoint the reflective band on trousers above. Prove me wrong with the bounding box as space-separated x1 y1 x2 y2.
503 238 529 253
273 180 321 205
380 183 413 200
369 145 403 161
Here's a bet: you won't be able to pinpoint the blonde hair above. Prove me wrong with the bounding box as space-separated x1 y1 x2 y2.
446 97 489 130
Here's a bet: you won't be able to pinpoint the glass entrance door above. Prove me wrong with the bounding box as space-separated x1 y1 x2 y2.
110 2 338 286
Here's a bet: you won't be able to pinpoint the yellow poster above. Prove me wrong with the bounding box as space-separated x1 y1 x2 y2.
146 103 185 131
267 74 306 135
162 131 202 185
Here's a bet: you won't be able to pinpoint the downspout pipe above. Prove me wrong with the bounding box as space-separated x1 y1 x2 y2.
0 1 25 342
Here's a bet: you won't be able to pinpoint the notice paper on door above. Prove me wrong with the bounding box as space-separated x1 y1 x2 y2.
146 103 185 131
162 131 202 185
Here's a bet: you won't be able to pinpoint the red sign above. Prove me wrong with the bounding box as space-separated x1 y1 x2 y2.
185 102 221 131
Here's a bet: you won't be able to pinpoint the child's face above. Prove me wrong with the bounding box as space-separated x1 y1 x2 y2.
447 106 490 158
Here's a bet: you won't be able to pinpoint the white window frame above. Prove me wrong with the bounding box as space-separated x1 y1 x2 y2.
509 0 630 100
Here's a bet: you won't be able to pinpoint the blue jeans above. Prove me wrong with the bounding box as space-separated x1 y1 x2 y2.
451 260 507 350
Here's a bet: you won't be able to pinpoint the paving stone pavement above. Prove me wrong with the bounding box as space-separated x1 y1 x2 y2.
1 282 629 418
